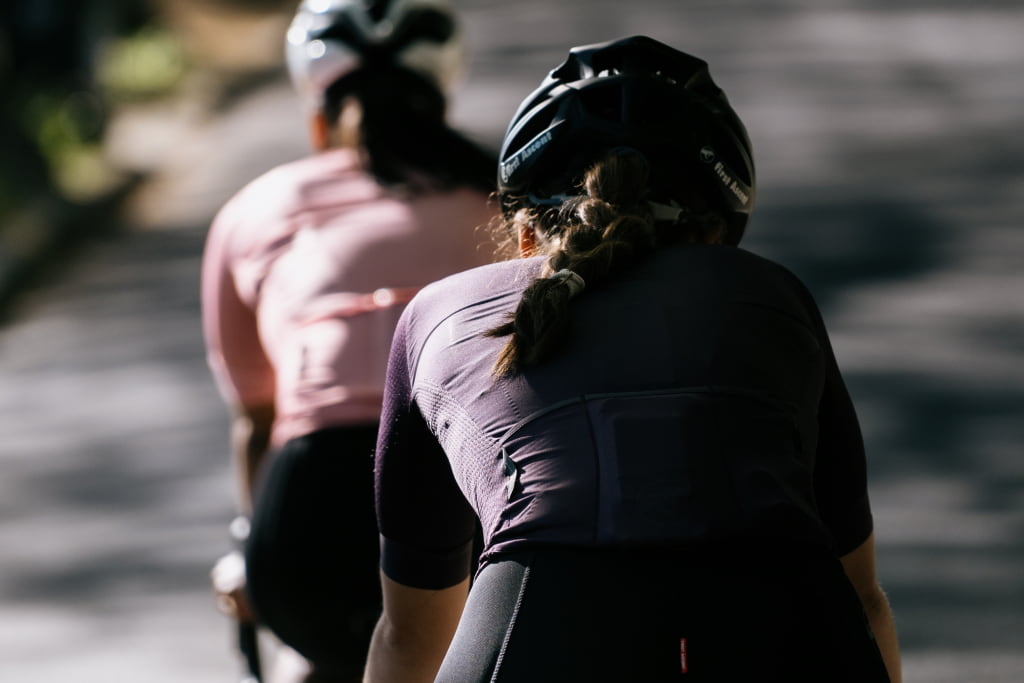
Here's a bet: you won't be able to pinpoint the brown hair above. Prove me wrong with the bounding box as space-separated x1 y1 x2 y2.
323 66 496 194
486 148 726 376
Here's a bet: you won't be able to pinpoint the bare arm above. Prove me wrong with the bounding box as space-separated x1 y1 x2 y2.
209 402 274 622
363 572 469 683
840 533 901 683
230 402 275 516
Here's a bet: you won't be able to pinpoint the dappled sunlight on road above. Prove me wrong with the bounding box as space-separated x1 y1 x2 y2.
1 1 1021 681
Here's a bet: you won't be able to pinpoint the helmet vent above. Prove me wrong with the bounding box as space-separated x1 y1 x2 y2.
363 0 392 23
312 7 453 56
497 36 755 243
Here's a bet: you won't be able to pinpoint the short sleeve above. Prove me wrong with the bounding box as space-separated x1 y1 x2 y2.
798 283 873 556
200 199 276 409
374 309 477 589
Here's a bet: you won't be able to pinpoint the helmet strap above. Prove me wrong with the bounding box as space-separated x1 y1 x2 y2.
649 200 689 224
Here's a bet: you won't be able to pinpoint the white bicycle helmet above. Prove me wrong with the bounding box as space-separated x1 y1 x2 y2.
286 0 463 111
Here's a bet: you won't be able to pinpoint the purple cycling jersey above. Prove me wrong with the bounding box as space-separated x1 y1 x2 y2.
375 245 872 589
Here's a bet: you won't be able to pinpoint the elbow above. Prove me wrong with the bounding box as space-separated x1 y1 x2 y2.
855 581 891 617
373 611 426 659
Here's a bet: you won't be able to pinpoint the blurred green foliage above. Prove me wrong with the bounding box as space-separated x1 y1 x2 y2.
97 24 187 101
1 7 188 209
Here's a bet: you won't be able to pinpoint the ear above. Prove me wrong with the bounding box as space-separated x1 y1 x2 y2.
517 224 538 257
308 111 330 152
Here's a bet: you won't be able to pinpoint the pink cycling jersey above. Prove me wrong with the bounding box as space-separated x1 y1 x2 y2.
202 147 497 447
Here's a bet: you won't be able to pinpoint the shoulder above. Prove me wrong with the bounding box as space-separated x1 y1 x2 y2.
707 246 828 330
734 247 807 286
641 246 826 330
398 258 540 342
672 245 815 295
231 148 364 209
675 244 796 276
208 149 368 246
731 247 821 308
418 258 539 307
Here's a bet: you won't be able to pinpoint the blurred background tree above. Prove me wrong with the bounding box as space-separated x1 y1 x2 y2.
0 0 155 204
0 0 297 208
0 0 297 311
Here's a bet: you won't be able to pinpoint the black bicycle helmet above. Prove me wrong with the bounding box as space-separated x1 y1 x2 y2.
286 0 463 111
498 35 755 245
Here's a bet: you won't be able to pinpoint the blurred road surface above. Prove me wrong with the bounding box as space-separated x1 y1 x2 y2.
1 1 1022 681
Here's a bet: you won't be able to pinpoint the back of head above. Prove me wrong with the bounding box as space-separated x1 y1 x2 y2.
286 0 463 112
498 35 755 246
285 0 494 191
488 36 757 375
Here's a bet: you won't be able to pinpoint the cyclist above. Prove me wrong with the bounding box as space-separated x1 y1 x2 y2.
366 35 901 683
201 1 498 680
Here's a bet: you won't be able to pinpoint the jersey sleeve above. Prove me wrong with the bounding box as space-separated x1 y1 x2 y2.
200 199 276 410
799 283 874 556
374 308 477 589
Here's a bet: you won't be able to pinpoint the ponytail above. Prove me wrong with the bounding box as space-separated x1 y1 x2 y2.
486 149 657 375
324 66 496 193
487 148 729 376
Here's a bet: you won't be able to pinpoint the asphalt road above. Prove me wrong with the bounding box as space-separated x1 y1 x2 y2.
1 1 1022 681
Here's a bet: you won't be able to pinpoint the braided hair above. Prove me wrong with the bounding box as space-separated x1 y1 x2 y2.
487 148 726 376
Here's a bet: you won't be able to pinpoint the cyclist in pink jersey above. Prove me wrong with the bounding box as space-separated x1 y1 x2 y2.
201 1 499 680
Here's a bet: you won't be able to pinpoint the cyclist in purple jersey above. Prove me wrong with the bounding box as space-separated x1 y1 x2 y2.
365 36 901 683
201 1 498 680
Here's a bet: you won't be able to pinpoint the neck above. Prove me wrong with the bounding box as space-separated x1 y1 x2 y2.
311 99 363 152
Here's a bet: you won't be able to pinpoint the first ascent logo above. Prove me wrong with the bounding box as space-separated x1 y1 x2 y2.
500 130 554 184
711 159 751 207
700 145 750 206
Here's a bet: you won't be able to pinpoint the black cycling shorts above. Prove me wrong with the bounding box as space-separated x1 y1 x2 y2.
245 424 382 679
436 542 891 683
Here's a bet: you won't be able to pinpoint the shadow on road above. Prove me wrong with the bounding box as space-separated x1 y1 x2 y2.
1 2 1022 682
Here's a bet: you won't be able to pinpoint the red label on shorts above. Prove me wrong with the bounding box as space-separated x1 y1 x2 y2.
680 637 688 674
